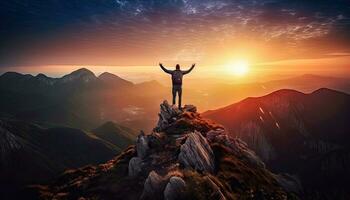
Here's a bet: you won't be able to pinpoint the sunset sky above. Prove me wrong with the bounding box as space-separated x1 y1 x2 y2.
1 0 350 81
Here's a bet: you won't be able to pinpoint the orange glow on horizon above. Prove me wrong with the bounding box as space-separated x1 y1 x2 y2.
1 54 349 84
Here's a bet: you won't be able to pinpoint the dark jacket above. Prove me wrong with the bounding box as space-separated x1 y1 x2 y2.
160 65 195 86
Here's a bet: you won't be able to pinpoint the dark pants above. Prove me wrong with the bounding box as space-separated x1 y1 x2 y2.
172 85 182 109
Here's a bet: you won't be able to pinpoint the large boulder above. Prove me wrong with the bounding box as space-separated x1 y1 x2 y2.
141 171 166 200
178 131 215 173
164 176 186 200
136 131 150 158
155 100 182 131
128 157 143 177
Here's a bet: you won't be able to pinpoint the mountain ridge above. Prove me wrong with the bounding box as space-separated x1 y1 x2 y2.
203 87 350 199
0 68 166 130
0 117 140 199
203 88 349 116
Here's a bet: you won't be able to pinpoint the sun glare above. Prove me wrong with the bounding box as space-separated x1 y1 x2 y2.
226 60 250 76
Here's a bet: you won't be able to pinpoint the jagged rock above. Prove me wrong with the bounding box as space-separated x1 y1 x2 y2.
141 171 166 200
147 132 164 149
183 105 197 113
155 100 182 131
155 100 222 135
155 100 200 132
164 176 186 200
128 157 143 177
205 129 226 140
274 174 302 194
136 131 150 158
206 129 265 168
178 131 215 173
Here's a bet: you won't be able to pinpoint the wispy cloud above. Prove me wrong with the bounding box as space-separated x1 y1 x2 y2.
1 0 350 66
325 52 350 57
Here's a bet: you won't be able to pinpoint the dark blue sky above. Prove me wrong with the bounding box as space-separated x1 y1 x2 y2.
1 0 350 67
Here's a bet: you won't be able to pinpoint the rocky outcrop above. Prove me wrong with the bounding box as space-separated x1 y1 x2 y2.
35 101 301 200
178 131 215 173
155 100 182 132
154 100 221 134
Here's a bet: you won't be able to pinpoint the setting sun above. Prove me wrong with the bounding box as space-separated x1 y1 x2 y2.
226 60 250 76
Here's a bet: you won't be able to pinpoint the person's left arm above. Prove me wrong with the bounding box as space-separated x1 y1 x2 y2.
182 64 196 75
159 63 172 74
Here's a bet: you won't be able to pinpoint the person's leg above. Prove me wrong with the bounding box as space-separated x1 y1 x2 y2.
178 87 182 109
172 87 176 105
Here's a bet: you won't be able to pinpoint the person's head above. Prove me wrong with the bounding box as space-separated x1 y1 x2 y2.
176 64 180 70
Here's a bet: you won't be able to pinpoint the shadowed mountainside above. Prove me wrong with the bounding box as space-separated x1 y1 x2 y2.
0 118 138 199
203 88 350 199
92 121 138 149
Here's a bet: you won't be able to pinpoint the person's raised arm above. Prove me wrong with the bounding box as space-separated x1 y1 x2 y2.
182 63 195 75
159 63 172 74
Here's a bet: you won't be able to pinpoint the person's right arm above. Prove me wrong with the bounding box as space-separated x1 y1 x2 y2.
159 63 172 74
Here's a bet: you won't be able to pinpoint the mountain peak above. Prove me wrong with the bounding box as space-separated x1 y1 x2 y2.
1 71 33 79
35 73 56 85
70 68 95 76
99 72 119 78
268 88 305 96
61 68 96 83
98 72 133 86
312 87 344 95
36 73 49 78
1 71 23 77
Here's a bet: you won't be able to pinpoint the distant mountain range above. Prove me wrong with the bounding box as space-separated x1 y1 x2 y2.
0 118 136 198
195 74 350 110
203 88 350 197
0 68 166 131
1 68 349 132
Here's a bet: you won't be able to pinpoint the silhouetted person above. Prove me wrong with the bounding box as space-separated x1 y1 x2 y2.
159 63 195 109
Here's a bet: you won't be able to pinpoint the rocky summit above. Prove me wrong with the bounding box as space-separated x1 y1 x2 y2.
32 101 300 200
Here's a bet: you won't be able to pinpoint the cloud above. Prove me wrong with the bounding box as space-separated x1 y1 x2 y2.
325 52 350 56
1 0 350 66
165 48 204 62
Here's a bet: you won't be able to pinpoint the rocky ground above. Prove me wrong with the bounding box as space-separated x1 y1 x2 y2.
29 101 300 200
